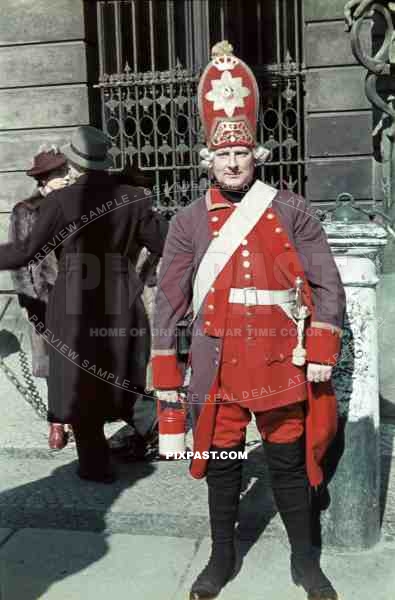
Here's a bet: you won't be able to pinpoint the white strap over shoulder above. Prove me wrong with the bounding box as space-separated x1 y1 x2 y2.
192 180 278 317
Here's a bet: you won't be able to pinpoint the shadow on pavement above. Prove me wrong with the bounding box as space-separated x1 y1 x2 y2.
0 458 156 600
380 412 395 526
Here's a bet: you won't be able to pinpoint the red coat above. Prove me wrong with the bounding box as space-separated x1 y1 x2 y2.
152 186 345 486
204 189 308 412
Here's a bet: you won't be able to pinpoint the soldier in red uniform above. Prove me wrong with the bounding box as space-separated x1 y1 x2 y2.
152 41 345 600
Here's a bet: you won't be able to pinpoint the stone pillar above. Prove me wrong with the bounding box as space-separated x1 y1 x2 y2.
320 222 387 549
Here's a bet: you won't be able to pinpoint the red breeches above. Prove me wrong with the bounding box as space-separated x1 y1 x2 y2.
212 400 305 447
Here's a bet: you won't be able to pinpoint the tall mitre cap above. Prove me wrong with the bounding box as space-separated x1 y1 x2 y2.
197 40 259 150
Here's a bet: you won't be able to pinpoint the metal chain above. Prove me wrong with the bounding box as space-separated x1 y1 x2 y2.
0 350 47 420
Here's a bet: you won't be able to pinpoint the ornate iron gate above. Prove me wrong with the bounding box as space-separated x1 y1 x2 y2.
96 0 305 217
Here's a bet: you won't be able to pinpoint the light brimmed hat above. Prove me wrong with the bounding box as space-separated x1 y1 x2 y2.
62 126 113 170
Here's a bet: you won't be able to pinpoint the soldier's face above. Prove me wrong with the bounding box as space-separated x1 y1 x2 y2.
212 146 255 190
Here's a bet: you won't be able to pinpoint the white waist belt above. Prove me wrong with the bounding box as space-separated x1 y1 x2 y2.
228 287 294 306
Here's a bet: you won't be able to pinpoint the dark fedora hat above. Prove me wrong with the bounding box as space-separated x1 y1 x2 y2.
62 126 113 170
26 148 67 178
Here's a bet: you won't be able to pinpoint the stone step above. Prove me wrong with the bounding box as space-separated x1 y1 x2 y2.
0 447 394 543
0 447 286 540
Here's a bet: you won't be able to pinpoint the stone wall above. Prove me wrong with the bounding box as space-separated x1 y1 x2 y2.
0 1 97 410
0 0 95 289
303 0 374 209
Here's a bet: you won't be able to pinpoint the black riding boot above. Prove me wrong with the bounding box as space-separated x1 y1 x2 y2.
264 437 338 600
190 444 244 600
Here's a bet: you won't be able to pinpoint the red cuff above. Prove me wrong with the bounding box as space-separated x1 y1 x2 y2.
152 354 183 389
306 327 342 366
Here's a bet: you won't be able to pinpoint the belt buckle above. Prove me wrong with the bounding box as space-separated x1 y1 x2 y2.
244 287 258 307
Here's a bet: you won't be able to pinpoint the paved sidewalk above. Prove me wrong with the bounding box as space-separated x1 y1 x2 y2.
0 338 395 598
1 528 395 600
0 431 394 599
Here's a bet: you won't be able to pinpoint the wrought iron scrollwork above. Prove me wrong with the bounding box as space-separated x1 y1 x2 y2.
96 61 202 175
348 2 395 128
344 0 387 29
346 1 395 218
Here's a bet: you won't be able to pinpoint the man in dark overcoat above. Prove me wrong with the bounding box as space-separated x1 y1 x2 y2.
0 126 168 483
152 42 345 599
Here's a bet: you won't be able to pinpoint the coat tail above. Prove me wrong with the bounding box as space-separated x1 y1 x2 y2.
305 381 338 487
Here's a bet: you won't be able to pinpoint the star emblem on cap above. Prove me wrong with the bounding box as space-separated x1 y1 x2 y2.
205 70 251 118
